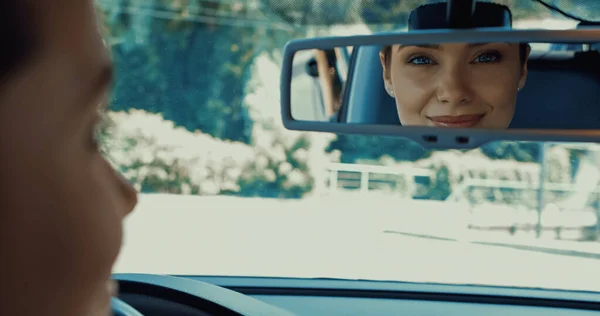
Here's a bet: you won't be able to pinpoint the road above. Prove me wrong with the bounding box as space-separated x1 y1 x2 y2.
114 194 600 293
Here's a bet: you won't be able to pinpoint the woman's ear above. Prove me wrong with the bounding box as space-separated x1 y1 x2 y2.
379 51 391 80
518 44 531 91
379 51 394 97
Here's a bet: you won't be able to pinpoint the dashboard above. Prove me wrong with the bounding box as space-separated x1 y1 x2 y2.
115 274 600 316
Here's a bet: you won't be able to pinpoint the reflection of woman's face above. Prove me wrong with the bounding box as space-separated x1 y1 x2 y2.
380 43 529 128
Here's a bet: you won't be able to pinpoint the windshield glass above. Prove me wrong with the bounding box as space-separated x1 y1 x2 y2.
99 0 600 293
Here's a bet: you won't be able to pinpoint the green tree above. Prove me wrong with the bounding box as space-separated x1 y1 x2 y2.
97 0 307 144
480 142 540 162
429 165 451 200
326 134 430 163
234 134 314 198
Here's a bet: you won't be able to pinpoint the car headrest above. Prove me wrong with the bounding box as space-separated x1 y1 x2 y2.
345 46 600 129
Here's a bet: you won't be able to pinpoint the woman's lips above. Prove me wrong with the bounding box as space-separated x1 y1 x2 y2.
428 114 485 128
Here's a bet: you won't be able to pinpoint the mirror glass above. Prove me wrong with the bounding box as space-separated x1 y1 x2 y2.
289 41 600 129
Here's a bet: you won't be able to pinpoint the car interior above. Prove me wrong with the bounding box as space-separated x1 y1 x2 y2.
114 273 600 316
111 1 600 315
338 31 600 130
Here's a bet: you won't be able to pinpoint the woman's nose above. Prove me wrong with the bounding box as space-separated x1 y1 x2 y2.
116 170 138 217
435 67 473 106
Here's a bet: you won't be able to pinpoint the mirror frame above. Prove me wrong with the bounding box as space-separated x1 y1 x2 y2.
280 28 600 149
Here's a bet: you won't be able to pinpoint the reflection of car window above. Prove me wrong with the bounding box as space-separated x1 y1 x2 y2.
334 46 352 80
99 0 600 294
313 49 343 117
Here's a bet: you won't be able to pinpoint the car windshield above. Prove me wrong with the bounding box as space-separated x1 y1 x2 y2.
99 0 600 293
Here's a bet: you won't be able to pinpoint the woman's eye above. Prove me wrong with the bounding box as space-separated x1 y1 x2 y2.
474 51 502 63
407 55 433 65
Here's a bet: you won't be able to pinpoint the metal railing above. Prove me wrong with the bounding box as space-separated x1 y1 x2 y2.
326 162 433 194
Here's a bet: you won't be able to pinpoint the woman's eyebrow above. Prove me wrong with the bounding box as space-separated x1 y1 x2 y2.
396 42 510 52
396 44 440 52
468 42 511 47
469 43 489 47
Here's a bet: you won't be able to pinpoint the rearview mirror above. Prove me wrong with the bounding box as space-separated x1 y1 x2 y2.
281 28 600 149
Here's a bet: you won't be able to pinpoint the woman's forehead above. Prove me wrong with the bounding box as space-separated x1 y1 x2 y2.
32 1 109 67
31 0 98 42
393 42 515 51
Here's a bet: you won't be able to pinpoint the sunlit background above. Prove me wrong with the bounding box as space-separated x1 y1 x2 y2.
94 0 600 293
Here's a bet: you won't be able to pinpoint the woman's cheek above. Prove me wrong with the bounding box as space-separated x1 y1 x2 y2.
394 77 432 113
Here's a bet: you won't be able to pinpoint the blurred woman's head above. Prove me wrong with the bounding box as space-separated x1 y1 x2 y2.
0 1 137 315
380 42 530 128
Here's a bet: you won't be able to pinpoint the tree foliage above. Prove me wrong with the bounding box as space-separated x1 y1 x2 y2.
95 0 598 199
